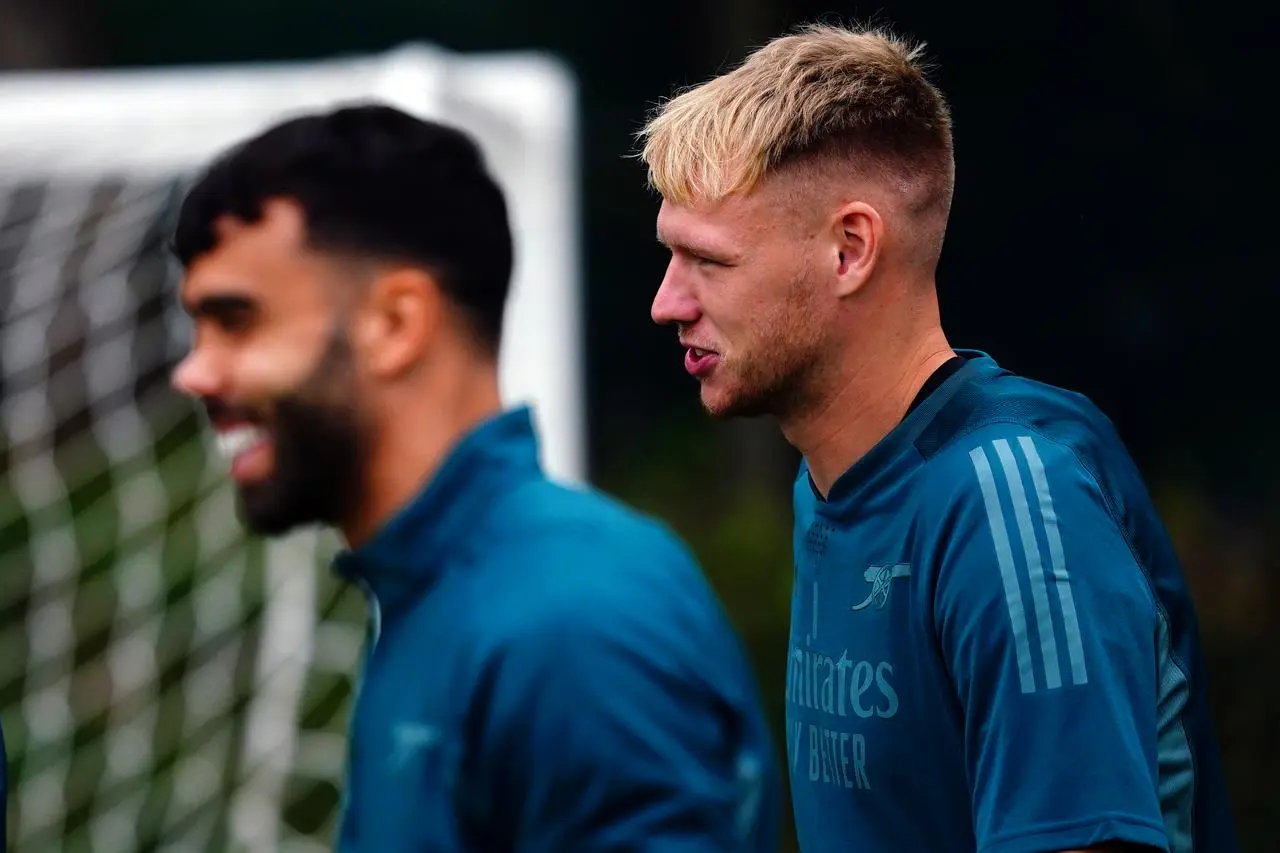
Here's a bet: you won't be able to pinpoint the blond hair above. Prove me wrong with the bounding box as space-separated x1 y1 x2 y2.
638 23 954 217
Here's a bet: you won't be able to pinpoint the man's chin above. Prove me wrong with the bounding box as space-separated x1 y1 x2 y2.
235 485 314 537
699 385 773 420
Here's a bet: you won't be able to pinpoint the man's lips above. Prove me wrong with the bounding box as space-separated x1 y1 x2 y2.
210 415 272 483
682 344 721 377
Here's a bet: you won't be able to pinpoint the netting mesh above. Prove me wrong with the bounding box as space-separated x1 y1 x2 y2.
0 176 368 852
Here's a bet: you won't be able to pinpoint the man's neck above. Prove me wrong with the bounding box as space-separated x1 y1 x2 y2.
782 325 954 498
341 359 502 549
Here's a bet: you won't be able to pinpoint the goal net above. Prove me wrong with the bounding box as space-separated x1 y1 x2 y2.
0 46 582 852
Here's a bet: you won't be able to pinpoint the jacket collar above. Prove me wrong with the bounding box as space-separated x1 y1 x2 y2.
332 406 543 611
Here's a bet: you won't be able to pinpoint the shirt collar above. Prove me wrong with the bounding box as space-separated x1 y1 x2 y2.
815 350 996 512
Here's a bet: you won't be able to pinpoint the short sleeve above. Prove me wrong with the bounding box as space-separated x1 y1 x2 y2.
934 431 1170 853
464 586 776 853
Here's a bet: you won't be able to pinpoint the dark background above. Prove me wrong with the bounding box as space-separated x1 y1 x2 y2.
2 0 1272 849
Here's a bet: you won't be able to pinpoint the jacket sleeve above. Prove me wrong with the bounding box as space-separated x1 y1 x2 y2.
464 565 775 853
933 430 1173 853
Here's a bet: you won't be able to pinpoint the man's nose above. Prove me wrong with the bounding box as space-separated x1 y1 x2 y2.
651 267 700 327
170 346 224 400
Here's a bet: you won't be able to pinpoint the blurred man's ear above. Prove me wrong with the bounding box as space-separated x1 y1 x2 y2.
351 267 442 379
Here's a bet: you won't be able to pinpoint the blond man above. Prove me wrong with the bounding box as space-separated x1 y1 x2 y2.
640 22 1237 853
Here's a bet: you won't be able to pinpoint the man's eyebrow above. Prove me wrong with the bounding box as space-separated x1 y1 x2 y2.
181 292 258 318
656 231 732 260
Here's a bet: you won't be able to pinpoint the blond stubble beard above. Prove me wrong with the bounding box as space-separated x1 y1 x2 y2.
702 267 832 422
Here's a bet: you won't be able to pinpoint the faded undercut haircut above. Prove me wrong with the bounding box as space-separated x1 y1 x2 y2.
638 23 955 261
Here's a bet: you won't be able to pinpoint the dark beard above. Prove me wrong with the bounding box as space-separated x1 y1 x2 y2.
235 334 367 536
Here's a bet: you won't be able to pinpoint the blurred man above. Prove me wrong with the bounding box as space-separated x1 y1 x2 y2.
641 22 1237 853
170 103 778 852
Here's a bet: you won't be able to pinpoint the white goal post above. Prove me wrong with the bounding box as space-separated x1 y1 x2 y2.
0 45 582 852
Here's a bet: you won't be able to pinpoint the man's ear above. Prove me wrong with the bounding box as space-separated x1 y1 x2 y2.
351 267 442 379
832 200 884 298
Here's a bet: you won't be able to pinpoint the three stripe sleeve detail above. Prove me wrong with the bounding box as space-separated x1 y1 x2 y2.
968 436 1089 694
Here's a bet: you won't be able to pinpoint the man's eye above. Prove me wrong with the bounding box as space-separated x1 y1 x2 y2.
216 309 255 334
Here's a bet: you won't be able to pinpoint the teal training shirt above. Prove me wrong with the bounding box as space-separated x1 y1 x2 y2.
787 351 1237 853
333 407 779 852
